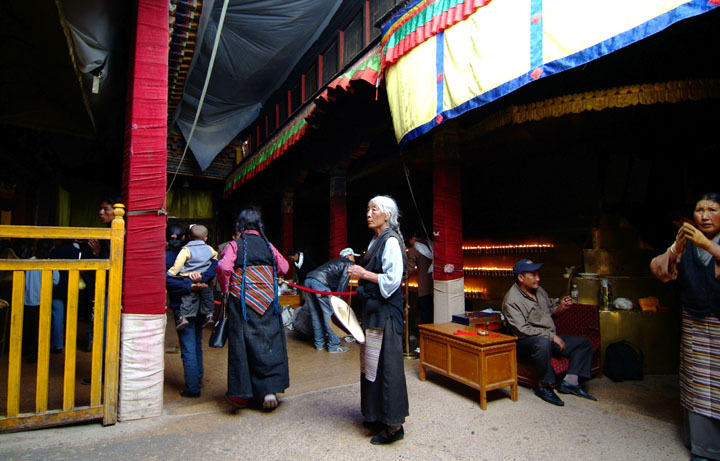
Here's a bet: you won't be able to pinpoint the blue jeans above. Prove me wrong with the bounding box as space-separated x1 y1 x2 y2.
51 299 65 350
304 278 341 351
174 310 204 394
86 297 108 348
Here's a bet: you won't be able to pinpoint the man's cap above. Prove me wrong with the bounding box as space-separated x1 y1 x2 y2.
513 259 544 277
339 247 360 258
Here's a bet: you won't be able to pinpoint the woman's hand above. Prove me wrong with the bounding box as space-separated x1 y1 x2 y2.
347 264 367 280
671 227 687 258
680 222 713 250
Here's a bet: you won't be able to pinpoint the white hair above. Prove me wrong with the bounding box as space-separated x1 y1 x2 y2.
368 195 401 231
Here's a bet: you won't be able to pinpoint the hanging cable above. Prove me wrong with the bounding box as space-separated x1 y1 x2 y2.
166 0 231 198
401 156 432 243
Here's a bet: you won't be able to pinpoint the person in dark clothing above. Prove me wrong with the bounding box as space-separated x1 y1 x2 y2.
84 195 121 353
287 248 316 285
217 207 290 411
651 192 720 461
165 224 218 398
348 195 409 445
49 240 84 353
304 247 359 353
502 259 596 407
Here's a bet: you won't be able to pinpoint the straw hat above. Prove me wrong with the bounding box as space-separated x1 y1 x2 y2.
330 296 365 344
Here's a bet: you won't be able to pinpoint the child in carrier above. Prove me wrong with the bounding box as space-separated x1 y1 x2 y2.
167 224 218 330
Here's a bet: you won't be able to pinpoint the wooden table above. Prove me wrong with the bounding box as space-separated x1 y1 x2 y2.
278 294 301 308
419 323 518 410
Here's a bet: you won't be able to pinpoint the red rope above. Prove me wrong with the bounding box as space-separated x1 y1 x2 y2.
283 281 355 296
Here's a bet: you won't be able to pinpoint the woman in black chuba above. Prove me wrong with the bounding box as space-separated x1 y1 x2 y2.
651 192 720 461
217 207 290 410
348 195 409 445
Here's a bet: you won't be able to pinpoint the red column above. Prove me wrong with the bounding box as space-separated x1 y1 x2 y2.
329 171 347 260
121 0 168 315
433 130 463 281
432 127 464 322
281 191 294 256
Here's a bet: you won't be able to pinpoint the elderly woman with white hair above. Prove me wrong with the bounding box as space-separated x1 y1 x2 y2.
348 195 409 445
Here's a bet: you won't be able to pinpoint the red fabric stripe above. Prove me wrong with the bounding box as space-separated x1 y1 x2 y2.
121 1 168 314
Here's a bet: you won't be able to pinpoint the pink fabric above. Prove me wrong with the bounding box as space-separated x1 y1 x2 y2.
650 246 680 283
216 231 289 294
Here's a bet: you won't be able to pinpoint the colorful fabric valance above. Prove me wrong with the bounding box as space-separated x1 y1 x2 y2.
383 0 718 147
382 0 491 71
224 50 381 196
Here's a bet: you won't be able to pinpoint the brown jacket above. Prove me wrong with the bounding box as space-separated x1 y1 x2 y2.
408 246 433 297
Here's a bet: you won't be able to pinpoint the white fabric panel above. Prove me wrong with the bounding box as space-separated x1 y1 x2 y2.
118 313 166 421
433 277 465 323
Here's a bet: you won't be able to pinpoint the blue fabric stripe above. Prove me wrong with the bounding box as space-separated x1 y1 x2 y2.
530 0 543 69
436 31 445 116
397 1 717 148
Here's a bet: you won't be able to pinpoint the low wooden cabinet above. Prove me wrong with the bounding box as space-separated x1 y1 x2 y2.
419 323 518 410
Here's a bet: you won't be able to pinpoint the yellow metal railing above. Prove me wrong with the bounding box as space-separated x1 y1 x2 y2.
0 204 125 432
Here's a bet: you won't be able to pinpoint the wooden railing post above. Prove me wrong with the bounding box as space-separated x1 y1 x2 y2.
103 204 125 426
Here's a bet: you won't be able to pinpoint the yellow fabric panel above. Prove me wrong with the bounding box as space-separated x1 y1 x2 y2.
443 0 531 111
543 0 691 62
386 36 438 142
167 189 213 219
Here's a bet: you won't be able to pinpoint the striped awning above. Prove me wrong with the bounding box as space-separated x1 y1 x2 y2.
223 48 381 196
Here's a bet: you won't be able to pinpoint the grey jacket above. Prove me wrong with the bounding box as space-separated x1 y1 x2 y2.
501 283 558 340
306 257 353 293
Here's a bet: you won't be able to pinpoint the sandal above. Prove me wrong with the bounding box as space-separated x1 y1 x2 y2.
262 393 278 411
225 394 248 409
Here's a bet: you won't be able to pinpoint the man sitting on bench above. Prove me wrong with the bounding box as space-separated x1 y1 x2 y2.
502 259 597 406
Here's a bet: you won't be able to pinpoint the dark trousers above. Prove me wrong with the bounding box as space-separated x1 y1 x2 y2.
418 294 433 325
517 335 593 385
226 296 289 399
361 317 409 426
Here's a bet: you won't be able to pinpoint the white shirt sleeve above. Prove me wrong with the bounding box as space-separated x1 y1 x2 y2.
377 237 403 298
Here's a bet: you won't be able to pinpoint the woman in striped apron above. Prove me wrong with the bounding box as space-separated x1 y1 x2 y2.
651 192 720 461
348 195 409 445
217 207 290 410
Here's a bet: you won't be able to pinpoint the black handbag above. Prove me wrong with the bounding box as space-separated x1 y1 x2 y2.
209 293 229 348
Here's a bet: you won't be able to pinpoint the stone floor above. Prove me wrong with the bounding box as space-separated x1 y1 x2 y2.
0 315 688 460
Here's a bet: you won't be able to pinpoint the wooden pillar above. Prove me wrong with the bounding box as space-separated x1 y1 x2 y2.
432 126 464 322
281 191 294 256
117 0 168 422
329 169 347 260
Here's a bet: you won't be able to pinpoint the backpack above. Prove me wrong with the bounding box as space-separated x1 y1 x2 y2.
603 340 643 382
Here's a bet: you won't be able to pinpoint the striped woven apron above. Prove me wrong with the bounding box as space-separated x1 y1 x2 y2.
679 311 720 420
230 265 276 316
